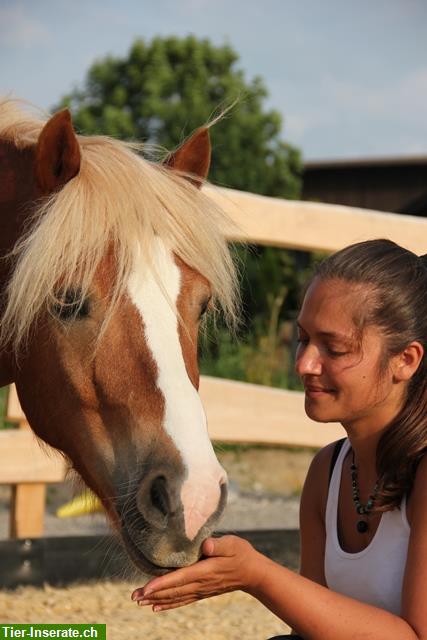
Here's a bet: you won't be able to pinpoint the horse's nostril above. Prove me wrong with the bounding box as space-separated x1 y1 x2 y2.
150 476 170 516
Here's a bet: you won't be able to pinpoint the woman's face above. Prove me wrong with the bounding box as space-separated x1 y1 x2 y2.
295 277 405 429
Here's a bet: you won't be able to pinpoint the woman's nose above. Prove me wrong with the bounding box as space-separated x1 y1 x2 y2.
295 345 322 377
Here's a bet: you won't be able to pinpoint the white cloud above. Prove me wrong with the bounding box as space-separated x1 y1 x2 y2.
0 5 51 48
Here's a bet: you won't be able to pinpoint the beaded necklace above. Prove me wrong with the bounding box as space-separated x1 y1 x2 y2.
350 450 379 534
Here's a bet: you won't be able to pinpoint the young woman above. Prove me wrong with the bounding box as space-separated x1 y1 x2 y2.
131 239 427 640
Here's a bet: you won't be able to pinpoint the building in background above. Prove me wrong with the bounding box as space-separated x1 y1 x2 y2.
302 156 427 215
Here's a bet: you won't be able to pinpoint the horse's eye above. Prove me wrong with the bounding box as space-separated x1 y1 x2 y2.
199 297 211 319
52 289 90 321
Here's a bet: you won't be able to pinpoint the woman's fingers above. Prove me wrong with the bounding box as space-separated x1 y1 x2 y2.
131 564 204 601
131 535 250 607
137 584 197 603
131 536 243 601
150 597 199 612
136 581 213 604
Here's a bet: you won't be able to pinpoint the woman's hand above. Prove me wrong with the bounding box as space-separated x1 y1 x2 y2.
131 535 264 612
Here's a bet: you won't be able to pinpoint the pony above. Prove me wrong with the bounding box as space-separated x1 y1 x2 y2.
0 98 238 575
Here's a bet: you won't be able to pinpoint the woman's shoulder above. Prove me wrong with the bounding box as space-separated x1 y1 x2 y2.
306 438 347 483
301 439 347 519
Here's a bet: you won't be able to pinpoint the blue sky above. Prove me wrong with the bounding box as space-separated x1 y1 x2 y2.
1 0 426 160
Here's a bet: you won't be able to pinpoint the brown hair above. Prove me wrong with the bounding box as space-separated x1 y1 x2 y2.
314 239 427 511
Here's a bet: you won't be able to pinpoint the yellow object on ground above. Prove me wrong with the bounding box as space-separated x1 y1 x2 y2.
56 491 104 518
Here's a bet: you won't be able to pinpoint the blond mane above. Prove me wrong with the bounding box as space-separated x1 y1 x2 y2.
0 98 239 351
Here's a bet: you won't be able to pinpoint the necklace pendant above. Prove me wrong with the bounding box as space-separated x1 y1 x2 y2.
357 520 368 534
351 449 379 535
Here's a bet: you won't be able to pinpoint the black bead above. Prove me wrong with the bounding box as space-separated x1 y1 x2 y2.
357 520 369 533
350 448 379 530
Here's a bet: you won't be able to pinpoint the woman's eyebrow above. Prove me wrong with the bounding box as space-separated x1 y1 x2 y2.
296 321 351 342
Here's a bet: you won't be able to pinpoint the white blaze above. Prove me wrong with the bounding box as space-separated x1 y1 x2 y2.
128 238 226 540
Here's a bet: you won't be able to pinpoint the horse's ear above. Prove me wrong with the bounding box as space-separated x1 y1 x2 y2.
164 128 211 189
35 109 81 194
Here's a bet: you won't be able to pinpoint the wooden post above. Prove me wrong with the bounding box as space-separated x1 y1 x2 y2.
4 386 66 539
9 483 46 538
9 421 48 539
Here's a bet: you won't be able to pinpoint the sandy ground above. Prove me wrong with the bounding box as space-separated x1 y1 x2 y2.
0 447 314 638
0 582 291 639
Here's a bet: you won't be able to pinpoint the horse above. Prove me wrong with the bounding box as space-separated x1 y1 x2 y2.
0 98 239 575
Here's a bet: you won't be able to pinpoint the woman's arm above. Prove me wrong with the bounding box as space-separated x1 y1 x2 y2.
286 441 333 636
298 441 334 586
247 553 419 640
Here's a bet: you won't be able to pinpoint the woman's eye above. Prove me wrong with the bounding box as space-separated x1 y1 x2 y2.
326 347 348 357
52 289 90 321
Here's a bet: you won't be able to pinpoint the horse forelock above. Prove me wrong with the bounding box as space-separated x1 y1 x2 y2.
0 99 239 353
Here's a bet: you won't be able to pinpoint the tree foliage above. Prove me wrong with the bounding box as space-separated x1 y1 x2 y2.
59 35 301 199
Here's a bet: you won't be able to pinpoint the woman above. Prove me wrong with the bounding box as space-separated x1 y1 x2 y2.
131 239 427 640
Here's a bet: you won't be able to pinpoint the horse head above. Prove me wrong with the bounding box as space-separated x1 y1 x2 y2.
0 102 238 575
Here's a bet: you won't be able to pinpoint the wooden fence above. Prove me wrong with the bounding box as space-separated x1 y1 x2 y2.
1 187 426 538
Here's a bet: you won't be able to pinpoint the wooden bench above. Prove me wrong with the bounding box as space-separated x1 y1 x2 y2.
1 379 343 539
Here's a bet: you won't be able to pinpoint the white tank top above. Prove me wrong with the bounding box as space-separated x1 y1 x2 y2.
324 439 410 614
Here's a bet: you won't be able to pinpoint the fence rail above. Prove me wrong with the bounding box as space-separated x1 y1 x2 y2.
207 186 427 253
2 187 426 538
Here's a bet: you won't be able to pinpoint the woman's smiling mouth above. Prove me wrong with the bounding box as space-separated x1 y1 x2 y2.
304 384 336 397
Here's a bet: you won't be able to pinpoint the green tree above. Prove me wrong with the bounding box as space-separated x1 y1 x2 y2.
58 35 301 199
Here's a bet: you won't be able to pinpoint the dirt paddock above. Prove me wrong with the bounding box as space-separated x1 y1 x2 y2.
0 581 290 639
